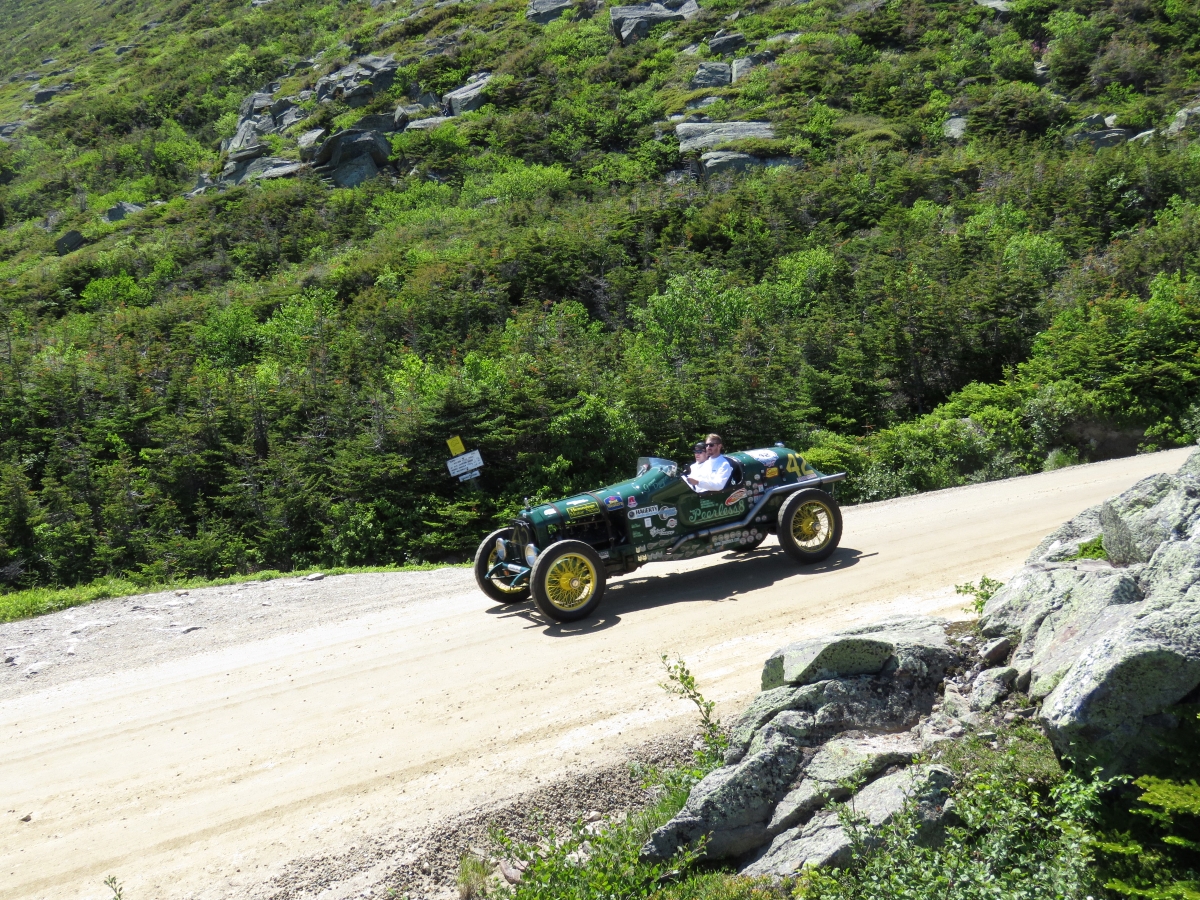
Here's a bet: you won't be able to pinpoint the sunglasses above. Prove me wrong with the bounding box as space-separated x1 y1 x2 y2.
705 442 720 447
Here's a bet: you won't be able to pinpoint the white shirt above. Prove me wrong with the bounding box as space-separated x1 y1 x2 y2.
688 455 733 493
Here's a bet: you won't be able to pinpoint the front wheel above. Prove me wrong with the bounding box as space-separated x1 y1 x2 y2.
530 540 607 622
777 489 842 563
474 527 531 604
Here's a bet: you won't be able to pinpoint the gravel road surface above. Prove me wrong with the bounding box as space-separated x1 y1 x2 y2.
2 448 1190 900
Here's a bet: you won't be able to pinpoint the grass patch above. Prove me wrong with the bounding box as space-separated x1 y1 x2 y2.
0 562 463 624
1067 534 1109 561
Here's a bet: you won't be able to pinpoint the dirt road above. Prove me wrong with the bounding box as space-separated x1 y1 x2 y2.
2 448 1191 900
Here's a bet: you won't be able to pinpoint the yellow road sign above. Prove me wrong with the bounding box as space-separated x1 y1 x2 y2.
447 435 465 456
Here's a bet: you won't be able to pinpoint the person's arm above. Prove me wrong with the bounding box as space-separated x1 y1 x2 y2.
692 457 732 492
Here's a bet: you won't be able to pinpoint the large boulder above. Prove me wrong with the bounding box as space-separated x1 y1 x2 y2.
742 765 955 876
55 230 85 255
526 0 573 24
311 129 392 169
403 115 456 132
761 617 956 690
1065 128 1136 149
1165 105 1200 138
103 201 144 223
442 74 492 116
708 32 747 55
641 733 806 861
610 3 687 44
1041 600 1200 771
1027 504 1102 563
1099 472 1200 565
768 732 922 834
690 62 731 89
676 121 775 153
315 55 397 106
981 561 1143 698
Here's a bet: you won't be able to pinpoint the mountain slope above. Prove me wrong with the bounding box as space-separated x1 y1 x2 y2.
0 0 1199 587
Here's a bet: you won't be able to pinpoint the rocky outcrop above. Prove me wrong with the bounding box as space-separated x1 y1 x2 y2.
610 0 698 45
103 201 144 223
708 32 747 55
731 52 772 82
442 74 492 116
982 449 1200 772
1165 105 1200 138
642 616 960 868
404 116 456 132
676 121 775 153
315 55 398 106
309 129 392 187
690 62 731 89
1065 128 1136 149
526 0 573 24
55 230 85 255
701 152 800 175
743 765 955 876
33 83 73 104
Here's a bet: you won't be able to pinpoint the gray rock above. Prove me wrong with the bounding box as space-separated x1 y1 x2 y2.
1081 113 1107 129
701 151 762 174
610 3 686 44
1065 128 1136 149
1041 600 1200 772
442 74 492 116
1103 472 1200 564
744 765 954 876
686 96 722 109
980 636 1011 665
228 143 270 164
527 0 573 24
297 128 328 161
227 114 275 153
315 55 397 106
768 732 922 834
690 62 731 89
103 201 144 223
355 113 402 133
403 115 456 131
0 122 24 141
970 667 1017 711
730 58 755 82
1165 105 1200 138
1027 504 1103 563
727 684 826 758
33 83 73 103
1140 540 1200 609
328 155 380 188
676 121 775 153
762 616 955 690
239 92 275 121
55 230 85 255
641 734 805 861
943 116 967 139
973 0 1010 8
276 105 308 131
708 33 747 55
221 156 306 186
1130 129 1156 143
766 32 799 44
982 561 1142 700
312 129 392 169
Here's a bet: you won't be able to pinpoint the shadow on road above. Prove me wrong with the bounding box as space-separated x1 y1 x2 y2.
484 545 875 635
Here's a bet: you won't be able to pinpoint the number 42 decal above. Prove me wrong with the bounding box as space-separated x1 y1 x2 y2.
785 453 804 476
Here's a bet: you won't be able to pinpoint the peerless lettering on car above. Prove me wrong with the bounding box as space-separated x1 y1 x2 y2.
472 446 848 622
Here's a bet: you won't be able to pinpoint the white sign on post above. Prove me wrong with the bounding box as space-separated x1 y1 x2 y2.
458 470 481 482
446 449 484 478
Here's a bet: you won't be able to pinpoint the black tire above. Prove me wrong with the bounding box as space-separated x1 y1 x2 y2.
529 540 607 622
473 527 531 604
777 489 843 563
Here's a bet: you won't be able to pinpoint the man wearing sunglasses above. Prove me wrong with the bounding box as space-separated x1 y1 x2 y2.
684 433 734 493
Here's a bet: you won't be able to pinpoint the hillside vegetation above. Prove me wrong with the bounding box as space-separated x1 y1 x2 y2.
1 0 1199 589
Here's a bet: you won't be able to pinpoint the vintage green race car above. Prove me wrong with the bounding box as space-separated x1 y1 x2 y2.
473 446 846 621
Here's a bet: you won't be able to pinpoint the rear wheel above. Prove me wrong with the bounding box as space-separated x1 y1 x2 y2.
530 540 607 622
473 527 531 604
777 489 842 563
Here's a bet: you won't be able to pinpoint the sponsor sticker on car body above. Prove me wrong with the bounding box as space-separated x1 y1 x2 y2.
725 488 748 506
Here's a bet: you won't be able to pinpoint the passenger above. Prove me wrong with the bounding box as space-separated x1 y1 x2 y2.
685 441 707 478
685 433 733 493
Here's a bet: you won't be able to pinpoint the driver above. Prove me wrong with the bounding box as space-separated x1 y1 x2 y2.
685 433 733 493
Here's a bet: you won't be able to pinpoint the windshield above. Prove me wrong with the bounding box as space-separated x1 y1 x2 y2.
636 457 678 478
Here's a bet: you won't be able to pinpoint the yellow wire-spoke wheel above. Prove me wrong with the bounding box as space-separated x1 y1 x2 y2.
543 553 597 611
791 500 833 551
778 488 843 564
473 527 531 604
486 546 528 595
